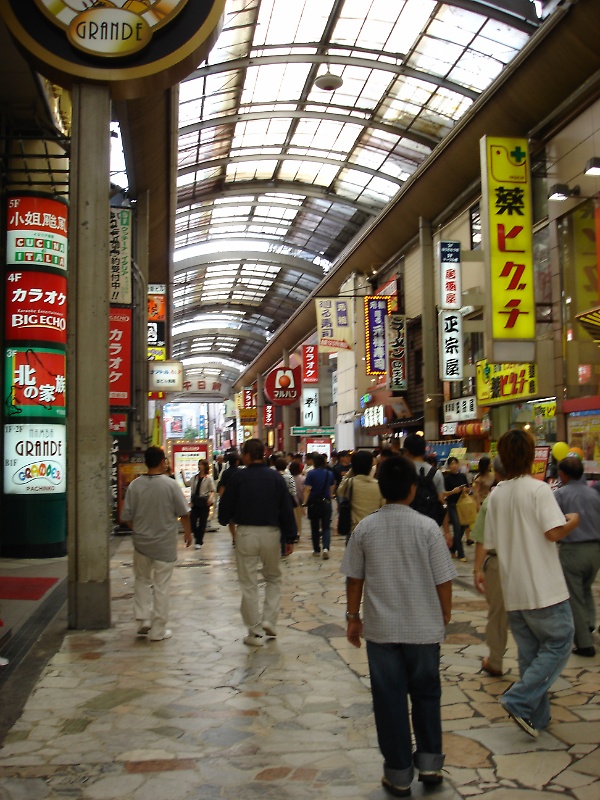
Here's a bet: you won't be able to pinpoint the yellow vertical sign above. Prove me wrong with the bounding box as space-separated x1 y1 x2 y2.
481 137 536 341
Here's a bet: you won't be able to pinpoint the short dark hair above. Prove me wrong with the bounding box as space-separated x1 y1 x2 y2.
446 456 458 466
227 453 240 467
243 438 265 462
378 456 416 501
275 457 287 472
289 461 302 476
478 456 491 474
145 446 165 469
313 453 326 468
497 429 535 479
403 433 426 458
351 449 373 476
558 456 584 481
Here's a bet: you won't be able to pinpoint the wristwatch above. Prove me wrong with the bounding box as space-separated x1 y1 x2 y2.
346 612 361 621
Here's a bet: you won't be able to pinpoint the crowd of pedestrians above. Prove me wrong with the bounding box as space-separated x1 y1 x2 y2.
122 431 600 798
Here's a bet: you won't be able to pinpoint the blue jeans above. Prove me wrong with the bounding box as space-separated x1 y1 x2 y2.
308 499 332 552
447 504 465 558
366 641 444 788
504 600 574 730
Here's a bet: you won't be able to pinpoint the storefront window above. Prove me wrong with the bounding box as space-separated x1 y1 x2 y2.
558 199 600 399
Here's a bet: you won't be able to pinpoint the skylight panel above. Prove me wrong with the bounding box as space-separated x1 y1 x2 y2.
449 52 504 92
242 63 310 106
255 0 333 47
408 36 465 78
226 160 278 182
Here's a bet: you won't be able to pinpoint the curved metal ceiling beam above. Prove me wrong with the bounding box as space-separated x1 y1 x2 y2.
183 51 480 103
179 108 439 151
173 249 325 278
177 180 377 217
178 151 406 187
173 326 268 346
445 0 539 33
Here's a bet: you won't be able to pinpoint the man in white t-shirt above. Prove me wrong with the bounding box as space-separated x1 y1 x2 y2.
484 429 579 738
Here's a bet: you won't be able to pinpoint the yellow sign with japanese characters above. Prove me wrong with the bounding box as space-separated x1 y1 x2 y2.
476 359 537 406
480 137 536 340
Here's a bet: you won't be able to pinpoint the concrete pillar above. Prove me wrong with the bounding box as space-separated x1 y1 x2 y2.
420 217 438 442
282 349 292 453
67 83 112 629
256 372 264 441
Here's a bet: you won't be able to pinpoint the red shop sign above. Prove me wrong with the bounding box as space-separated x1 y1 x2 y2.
6 195 68 270
264 365 301 406
5 347 66 419
109 307 132 407
302 345 319 384
5 270 67 345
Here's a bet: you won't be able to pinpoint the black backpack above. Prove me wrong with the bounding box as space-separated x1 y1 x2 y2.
410 465 446 526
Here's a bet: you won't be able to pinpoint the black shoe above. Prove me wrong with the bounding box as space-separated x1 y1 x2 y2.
573 646 595 657
418 770 443 785
504 708 538 738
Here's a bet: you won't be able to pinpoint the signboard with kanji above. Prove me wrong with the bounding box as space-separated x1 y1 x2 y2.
5 347 66 419
6 194 68 270
439 241 462 310
264 365 301 406
386 313 407 391
476 359 537 405
365 296 391 375
480 136 536 342
439 310 463 381
301 387 319 427
315 298 353 352
109 207 132 305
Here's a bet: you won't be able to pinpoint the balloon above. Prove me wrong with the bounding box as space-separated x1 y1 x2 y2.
567 446 584 460
552 442 570 461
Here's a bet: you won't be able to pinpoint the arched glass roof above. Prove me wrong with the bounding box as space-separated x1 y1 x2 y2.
173 0 541 386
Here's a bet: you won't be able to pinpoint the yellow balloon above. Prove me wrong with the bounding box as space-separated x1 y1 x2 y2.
552 442 570 461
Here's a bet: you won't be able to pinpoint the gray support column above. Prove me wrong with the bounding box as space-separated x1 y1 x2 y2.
256 372 264 441
67 83 112 629
133 190 149 450
282 349 291 453
420 217 438 441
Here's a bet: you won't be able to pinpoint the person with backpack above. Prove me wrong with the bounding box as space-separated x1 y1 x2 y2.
402 435 450 544
303 453 336 559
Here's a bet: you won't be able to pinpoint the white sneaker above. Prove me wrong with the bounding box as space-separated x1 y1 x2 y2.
149 629 172 641
0 656 9 666
262 622 277 638
322 549 329 560
243 632 264 647
194 543 202 549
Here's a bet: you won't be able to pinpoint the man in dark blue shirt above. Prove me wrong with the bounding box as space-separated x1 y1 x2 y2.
219 438 296 646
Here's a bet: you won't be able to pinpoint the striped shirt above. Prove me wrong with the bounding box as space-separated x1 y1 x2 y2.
341 503 456 644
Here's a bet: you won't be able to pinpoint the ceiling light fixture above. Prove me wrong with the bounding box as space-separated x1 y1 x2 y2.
548 183 580 201
584 157 600 176
314 70 343 91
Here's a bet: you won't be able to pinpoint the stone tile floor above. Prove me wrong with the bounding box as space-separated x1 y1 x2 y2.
0 524 598 800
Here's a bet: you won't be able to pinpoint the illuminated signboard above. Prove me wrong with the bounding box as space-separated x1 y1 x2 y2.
4 422 66 494
263 405 274 426
6 194 68 270
148 360 184 392
5 270 67 345
480 137 535 342
439 310 463 381
302 344 319 384
301 388 319 427
476 358 537 405
5 347 66 419
109 307 133 406
386 313 407 391
365 296 392 375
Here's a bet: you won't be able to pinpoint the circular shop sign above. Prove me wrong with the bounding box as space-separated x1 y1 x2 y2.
0 0 225 99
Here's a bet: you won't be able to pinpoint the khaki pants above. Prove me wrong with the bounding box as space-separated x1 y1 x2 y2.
483 553 508 673
235 525 282 632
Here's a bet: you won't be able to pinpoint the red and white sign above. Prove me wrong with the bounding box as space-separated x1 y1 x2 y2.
302 345 319 384
6 195 68 270
109 413 128 435
5 271 67 345
263 405 274 426
439 241 462 310
109 307 132 406
264 365 302 406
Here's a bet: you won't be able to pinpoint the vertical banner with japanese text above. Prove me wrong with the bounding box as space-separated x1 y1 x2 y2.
315 298 353 352
302 344 319 384
439 241 462 309
480 136 536 343
263 404 274 427
439 310 463 381
109 207 132 305
109 308 133 407
365 296 391 375
386 313 407 391
301 388 320 427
